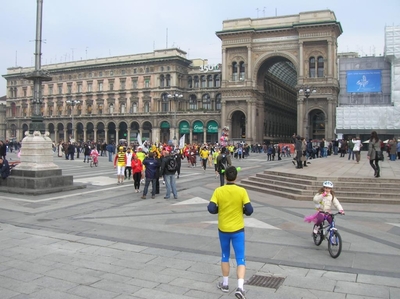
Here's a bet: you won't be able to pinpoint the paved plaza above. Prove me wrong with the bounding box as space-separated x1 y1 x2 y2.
0 151 399 298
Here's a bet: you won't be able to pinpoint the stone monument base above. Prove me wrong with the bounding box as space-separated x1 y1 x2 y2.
0 131 86 196
0 169 86 195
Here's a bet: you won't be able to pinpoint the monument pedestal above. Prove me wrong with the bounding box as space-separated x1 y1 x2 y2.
0 131 86 195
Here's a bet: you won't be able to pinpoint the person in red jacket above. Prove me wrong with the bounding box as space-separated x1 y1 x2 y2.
131 153 143 192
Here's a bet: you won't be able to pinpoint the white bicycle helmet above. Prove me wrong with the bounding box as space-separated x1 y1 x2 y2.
322 181 334 188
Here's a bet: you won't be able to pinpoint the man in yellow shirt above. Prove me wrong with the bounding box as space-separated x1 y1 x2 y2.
199 145 210 171
113 146 127 184
207 166 253 299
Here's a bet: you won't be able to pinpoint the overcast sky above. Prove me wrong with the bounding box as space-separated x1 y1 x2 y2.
1 0 399 96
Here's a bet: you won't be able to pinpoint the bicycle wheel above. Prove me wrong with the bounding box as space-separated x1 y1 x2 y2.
312 224 323 246
328 230 342 258
90 160 93 168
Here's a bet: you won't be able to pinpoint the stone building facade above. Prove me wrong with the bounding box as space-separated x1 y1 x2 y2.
2 9 343 144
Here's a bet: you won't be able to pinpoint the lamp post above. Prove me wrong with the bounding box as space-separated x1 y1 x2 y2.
167 93 183 142
299 87 316 139
66 99 81 141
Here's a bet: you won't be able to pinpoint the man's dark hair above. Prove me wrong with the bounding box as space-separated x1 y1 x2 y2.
221 147 227 153
225 166 237 182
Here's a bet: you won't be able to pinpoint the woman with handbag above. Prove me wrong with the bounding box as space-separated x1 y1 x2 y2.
367 131 382 178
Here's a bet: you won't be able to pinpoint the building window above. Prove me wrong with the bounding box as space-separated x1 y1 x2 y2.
216 94 222 110
194 76 199 88
166 74 171 87
109 82 114 91
23 88 27 97
214 75 220 88
239 61 245 81
201 75 206 88
88 72 93 78
309 57 316 78
232 62 238 81
110 70 114 76
160 75 165 88
120 80 126 90
109 104 114 114
133 68 137 74
145 80 150 88
121 103 126 113
77 83 82 93
187 76 192 88
160 66 164 72
98 82 103 91
99 71 103 77
67 85 72 94
189 94 197 110
202 94 211 110
121 70 126 75
161 93 169 112
58 85 63 95
88 83 92 92
207 75 213 87
144 102 149 112
317 56 324 77
132 80 137 89
133 102 137 113
49 85 53 95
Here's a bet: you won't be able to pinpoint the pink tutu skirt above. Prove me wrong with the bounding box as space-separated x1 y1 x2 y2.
304 211 319 223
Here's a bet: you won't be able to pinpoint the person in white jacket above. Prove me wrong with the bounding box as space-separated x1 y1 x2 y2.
312 181 345 230
352 137 362 163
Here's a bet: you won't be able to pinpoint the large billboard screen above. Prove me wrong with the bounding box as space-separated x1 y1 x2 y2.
346 70 382 93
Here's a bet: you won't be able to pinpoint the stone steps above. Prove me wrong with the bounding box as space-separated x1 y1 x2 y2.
238 170 400 204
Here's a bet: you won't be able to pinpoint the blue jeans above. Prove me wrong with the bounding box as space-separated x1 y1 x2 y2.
143 178 156 196
348 150 354 160
390 154 396 161
164 174 177 198
108 152 113 162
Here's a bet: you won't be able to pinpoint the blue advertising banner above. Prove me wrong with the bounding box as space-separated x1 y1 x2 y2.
346 70 381 93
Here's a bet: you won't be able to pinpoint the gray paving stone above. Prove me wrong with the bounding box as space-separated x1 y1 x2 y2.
69 258 126 273
28 288 87 299
108 242 147 252
2 259 53 274
45 268 101 285
389 286 400 298
91 278 142 294
74 237 117 247
283 275 336 292
100 272 133 283
146 256 196 270
0 267 43 282
32 275 78 291
0 275 43 294
357 273 400 287
68 284 120 299
335 280 390 298
133 287 196 299
160 268 218 283
125 277 160 289
0 286 20 299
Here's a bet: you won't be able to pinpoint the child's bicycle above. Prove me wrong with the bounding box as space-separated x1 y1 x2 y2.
89 155 98 167
312 212 343 258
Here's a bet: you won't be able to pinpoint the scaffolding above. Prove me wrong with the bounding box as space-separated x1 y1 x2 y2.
336 26 400 133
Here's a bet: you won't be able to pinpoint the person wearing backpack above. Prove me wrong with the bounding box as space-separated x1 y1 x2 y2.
217 147 232 186
160 151 178 199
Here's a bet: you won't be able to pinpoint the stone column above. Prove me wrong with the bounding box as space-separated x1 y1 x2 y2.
247 46 252 80
328 41 332 77
297 97 304 137
127 128 131 144
83 127 87 142
222 48 226 84
63 129 67 142
327 97 333 140
299 41 304 77
221 100 227 127
104 129 108 144
189 128 193 144
94 130 97 143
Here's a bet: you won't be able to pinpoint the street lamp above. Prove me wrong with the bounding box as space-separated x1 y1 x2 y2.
66 99 81 141
299 87 316 139
167 93 183 142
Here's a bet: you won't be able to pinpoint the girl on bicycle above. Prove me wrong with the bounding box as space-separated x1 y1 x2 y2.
305 181 345 230
90 147 99 166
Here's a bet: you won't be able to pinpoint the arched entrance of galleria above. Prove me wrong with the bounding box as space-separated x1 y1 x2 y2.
216 10 342 143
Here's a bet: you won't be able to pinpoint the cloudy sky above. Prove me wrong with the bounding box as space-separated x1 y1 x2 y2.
1 0 399 96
